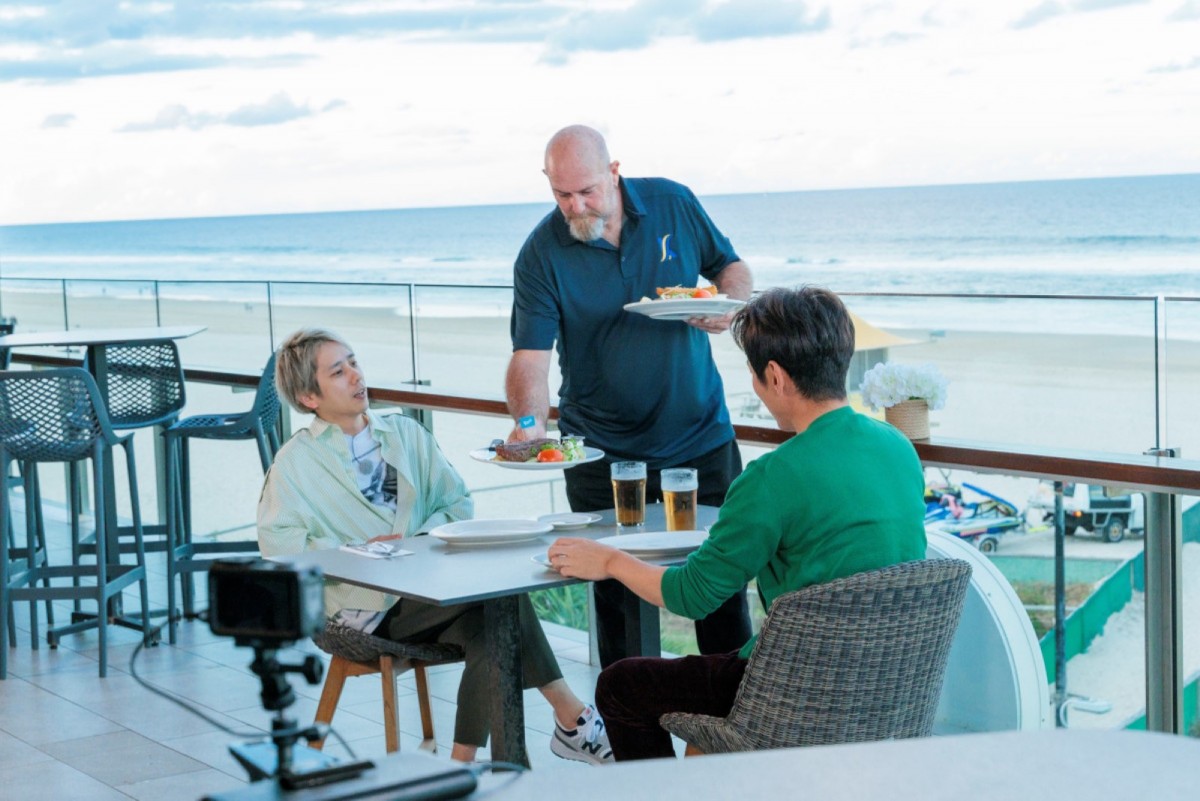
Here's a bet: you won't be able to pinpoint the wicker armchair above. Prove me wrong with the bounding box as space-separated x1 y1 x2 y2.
310 622 466 754
660 558 972 754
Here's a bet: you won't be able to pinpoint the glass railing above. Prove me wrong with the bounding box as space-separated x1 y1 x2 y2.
3 276 1197 733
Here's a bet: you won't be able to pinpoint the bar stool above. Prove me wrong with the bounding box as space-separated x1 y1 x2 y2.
0 368 153 679
310 623 465 754
80 340 186 560
163 352 282 643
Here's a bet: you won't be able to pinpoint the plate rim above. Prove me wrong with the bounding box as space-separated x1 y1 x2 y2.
593 530 707 554
429 518 554 542
623 297 744 319
537 511 603 529
469 445 605 470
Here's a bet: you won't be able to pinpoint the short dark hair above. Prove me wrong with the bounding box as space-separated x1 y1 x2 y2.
731 286 855 402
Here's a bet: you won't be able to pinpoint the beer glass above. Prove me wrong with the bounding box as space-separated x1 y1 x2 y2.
661 468 698 531
611 461 647 528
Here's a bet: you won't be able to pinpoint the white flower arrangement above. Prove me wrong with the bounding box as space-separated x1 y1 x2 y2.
859 362 948 412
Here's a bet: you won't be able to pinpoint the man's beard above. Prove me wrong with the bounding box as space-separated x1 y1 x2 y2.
567 213 606 242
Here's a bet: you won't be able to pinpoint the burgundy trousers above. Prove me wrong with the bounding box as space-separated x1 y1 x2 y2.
595 651 748 760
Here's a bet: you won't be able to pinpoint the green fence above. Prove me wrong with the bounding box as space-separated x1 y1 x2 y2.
1037 502 1200 726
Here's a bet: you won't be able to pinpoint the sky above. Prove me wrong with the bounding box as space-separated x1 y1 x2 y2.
1 0 1199 225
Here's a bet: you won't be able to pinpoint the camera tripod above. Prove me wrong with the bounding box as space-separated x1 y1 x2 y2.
230 643 374 791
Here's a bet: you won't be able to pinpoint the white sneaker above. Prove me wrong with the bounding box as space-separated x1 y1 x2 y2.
550 704 614 765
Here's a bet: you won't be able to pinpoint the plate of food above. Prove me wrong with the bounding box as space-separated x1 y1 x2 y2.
537 512 603 530
593 530 708 557
471 436 604 470
623 285 744 321
429 519 554 546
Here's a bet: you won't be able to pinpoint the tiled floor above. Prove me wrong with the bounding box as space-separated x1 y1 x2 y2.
1 519 604 800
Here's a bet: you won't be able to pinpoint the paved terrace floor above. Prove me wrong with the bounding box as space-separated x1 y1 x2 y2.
0 517 603 800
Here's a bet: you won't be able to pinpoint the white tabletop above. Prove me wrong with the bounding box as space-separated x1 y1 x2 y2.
283 503 719 607
0 324 205 349
476 729 1200 799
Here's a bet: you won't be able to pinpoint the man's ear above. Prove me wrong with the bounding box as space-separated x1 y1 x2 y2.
297 392 321 413
764 361 794 395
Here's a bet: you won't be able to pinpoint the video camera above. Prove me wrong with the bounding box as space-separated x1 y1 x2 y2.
208 557 324 648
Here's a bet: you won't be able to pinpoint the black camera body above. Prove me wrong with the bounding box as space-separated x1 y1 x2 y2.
208 557 325 647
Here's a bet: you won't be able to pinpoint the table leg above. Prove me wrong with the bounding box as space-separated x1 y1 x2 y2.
623 592 661 658
484 596 528 768
86 345 125 620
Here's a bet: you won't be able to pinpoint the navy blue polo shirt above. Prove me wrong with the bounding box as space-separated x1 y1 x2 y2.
511 177 738 467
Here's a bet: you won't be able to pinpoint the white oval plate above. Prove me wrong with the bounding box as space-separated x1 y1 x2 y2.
429 518 554 546
538 512 602 530
594 530 708 557
469 446 605 470
623 297 744 321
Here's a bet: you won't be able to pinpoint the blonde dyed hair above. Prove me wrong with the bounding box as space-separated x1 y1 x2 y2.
274 328 351 412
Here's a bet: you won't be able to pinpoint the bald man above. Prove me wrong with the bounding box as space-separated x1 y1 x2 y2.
505 125 753 667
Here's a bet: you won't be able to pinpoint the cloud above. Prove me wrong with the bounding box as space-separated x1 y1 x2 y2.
1168 0 1200 20
542 0 829 63
0 45 312 82
2 1 832 79
1011 1 1067 29
119 92 337 132
1149 55 1200 73
1011 0 1149 29
40 112 75 128
119 103 220 132
693 0 830 42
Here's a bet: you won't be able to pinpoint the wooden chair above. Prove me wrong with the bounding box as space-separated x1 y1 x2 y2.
310 623 465 754
661 558 972 754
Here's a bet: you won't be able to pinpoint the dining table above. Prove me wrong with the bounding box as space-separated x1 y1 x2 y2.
279 501 720 768
0 324 206 624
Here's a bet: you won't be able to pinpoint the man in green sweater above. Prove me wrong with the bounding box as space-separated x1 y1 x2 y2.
547 285 927 760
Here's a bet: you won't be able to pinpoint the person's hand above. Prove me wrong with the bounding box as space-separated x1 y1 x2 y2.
687 310 734 334
505 422 546 442
547 537 619 580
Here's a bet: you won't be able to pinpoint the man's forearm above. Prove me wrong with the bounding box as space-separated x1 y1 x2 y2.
504 349 552 436
714 260 753 300
608 551 667 608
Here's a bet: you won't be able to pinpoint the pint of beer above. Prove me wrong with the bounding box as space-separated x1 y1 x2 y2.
661 468 698 531
611 461 647 528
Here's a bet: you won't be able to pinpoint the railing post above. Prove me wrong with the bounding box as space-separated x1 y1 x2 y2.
1143 446 1183 734
1053 480 1067 727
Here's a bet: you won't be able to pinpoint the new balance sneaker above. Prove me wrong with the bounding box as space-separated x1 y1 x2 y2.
550 704 614 765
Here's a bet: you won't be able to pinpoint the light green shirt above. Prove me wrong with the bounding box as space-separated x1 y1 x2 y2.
257 410 472 617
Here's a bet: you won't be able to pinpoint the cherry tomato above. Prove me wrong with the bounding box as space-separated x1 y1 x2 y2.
537 448 565 462
691 288 714 298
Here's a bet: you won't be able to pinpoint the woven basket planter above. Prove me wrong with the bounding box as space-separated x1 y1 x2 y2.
885 399 930 440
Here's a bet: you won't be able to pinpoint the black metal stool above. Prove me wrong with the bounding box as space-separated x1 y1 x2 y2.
0 368 153 678
164 352 282 643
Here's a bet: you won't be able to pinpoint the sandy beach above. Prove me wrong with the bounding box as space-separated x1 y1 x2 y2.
5 285 1199 522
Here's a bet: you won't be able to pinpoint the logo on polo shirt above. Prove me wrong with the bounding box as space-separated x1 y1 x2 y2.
659 233 678 262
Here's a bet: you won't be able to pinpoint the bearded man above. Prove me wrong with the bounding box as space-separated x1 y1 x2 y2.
503 124 754 667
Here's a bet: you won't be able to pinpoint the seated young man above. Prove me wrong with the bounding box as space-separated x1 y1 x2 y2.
257 328 612 765
547 286 927 760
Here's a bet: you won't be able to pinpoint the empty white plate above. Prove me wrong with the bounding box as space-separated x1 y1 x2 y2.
429 519 554 546
593 530 708 557
537 512 602 530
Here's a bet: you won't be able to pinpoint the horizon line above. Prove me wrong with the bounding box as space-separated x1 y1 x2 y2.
2 170 1197 230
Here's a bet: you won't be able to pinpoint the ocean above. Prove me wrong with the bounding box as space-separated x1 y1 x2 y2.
2 172 1199 337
